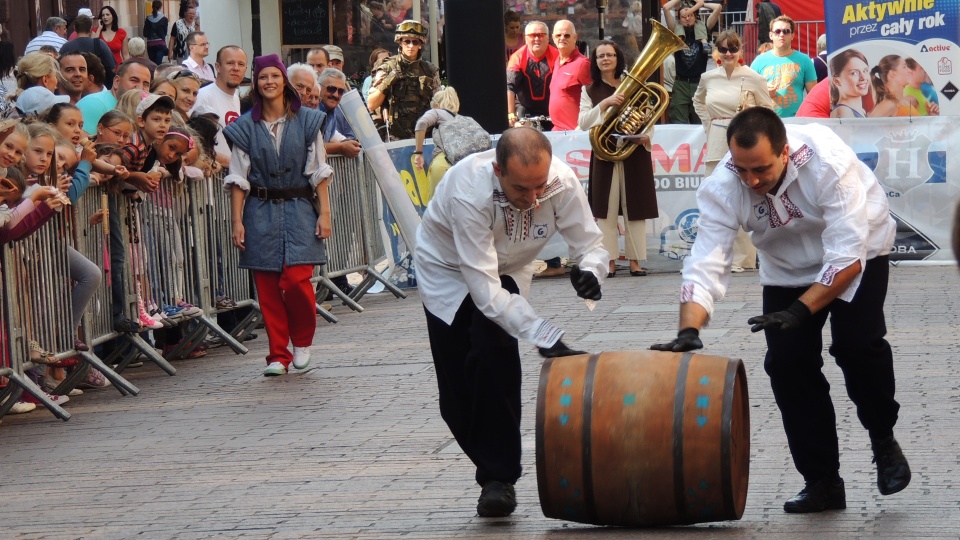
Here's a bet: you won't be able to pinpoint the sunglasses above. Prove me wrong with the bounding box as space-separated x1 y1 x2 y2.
554 33 573 39
400 39 422 45
525 32 547 39
325 85 346 96
772 28 793 35
717 46 739 54
173 70 202 81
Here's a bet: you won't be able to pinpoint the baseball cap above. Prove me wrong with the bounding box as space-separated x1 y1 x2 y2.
78 7 93 17
135 93 176 118
190 104 220 119
323 45 344 63
15 87 69 116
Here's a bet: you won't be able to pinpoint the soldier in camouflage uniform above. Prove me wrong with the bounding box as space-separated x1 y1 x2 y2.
367 20 440 141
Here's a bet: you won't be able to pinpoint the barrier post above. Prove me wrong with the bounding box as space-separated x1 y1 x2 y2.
203 172 263 341
68 185 140 396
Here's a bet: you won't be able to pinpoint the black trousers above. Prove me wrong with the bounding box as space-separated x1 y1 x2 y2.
762 256 900 483
424 275 522 487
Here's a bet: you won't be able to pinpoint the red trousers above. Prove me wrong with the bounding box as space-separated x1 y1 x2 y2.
252 265 316 367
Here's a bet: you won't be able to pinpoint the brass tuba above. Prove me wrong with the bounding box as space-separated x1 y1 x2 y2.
589 19 688 162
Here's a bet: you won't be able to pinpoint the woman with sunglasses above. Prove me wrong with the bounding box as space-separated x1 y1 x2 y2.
578 40 658 277
694 29 775 272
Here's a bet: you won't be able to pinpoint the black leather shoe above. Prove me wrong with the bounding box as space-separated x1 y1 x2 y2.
872 435 911 495
783 477 846 513
477 481 516 517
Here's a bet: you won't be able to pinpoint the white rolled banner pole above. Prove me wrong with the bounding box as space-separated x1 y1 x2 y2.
339 90 420 256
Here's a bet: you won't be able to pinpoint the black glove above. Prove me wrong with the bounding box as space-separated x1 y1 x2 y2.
747 300 811 332
650 328 704 353
570 266 602 301
538 340 587 358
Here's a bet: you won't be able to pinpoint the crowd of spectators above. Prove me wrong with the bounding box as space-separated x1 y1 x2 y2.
0 1 382 413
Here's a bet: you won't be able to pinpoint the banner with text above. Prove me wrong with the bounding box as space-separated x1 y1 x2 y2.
379 118 960 288
824 0 959 117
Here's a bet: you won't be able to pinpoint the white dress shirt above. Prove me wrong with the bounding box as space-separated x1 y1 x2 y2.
681 123 896 320
415 149 608 347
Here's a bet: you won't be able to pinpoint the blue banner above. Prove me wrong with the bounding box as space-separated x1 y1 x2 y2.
824 0 960 117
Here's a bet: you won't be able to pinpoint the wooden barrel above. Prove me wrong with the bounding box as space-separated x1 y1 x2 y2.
536 350 749 526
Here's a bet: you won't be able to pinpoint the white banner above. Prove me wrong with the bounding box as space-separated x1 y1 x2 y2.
380 118 960 287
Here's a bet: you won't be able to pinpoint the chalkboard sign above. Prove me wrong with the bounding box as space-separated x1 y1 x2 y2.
280 0 330 47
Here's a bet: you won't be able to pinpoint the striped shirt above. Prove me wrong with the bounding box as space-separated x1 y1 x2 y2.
24 32 67 55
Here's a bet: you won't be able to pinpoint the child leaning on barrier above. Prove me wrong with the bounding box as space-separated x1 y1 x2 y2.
187 112 236 311
1 121 71 411
22 122 103 390
1 123 67 244
2 124 79 403
141 126 209 359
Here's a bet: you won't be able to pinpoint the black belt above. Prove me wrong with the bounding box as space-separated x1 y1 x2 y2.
675 75 701 84
252 185 314 201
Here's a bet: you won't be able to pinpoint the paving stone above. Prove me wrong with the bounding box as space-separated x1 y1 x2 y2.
0 265 957 538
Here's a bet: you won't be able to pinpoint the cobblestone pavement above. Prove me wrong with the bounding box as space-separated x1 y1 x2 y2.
1 264 958 539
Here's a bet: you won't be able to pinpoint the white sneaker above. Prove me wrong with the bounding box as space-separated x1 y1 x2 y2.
730 264 745 273
9 400 37 414
292 347 312 370
263 361 288 376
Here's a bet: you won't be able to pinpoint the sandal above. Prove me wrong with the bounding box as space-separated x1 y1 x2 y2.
29 340 58 365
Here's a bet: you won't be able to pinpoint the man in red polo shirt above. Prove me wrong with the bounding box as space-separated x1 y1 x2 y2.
548 19 591 131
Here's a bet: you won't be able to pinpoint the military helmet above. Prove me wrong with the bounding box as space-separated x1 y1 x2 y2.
395 20 427 43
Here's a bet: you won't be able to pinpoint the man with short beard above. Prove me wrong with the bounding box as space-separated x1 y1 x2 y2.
58 52 88 104
506 20 558 129
194 45 247 166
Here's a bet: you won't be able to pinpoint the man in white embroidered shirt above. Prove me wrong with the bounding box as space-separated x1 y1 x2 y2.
652 107 910 514
415 127 607 518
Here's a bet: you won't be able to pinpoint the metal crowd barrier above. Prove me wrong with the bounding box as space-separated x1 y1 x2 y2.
199 171 263 340
65 186 140 395
1 151 401 421
354 153 404 301
312 152 404 317
0 212 72 420
110 173 248 370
